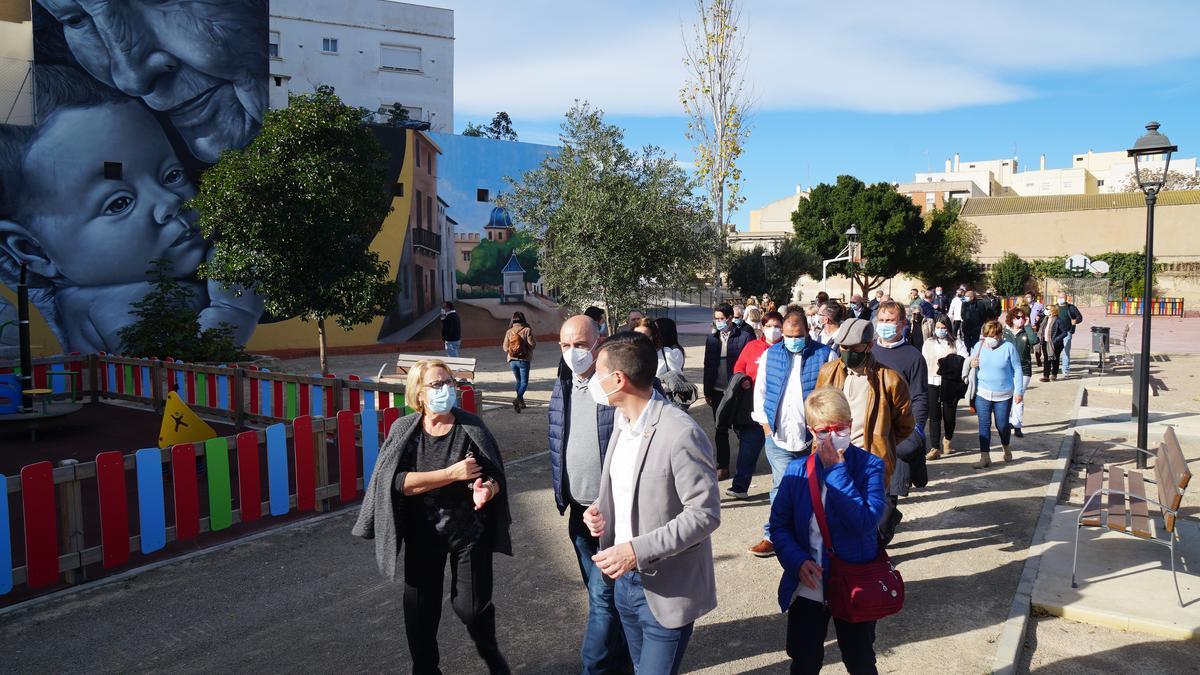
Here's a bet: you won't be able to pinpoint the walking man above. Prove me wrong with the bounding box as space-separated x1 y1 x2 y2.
548 315 631 673
747 311 836 557
441 302 461 357
868 302 929 544
960 290 986 352
1055 293 1084 377
704 303 754 480
949 286 966 338
584 333 721 675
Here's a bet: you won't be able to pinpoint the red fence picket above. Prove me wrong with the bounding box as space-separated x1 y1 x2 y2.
95 451 130 569
20 462 58 588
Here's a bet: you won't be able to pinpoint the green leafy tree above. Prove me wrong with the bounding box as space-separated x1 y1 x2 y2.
384 103 410 126
461 112 519 141
461 230 540 287
681 0 752 290
727 239 820 304
912 200 985 289
792 176 926 296
118 260 245 362
191 87 395 373
989 252 1032 296
498 101 716 324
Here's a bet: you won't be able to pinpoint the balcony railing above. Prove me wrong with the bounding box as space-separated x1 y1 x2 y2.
412 228 441 255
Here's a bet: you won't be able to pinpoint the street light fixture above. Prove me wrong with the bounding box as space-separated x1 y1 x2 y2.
1126 121 1177 469
845 225 859 298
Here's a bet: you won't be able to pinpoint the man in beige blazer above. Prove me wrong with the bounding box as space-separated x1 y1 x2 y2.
583 332 721 675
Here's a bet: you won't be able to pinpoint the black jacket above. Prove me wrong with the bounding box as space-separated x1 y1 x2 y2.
703 324 754 397
1056 303 1084 334
870 341 928 497
714 372 755 428
441 311 461 342
960 300 985 339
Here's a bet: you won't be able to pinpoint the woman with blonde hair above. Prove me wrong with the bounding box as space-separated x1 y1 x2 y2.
353 359 512 674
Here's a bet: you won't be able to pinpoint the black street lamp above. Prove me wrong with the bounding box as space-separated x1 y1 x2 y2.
1126 121 1177 469
845 224 859 298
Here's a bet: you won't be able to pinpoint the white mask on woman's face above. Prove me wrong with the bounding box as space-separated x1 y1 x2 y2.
984 337 999 349
762 326 782 343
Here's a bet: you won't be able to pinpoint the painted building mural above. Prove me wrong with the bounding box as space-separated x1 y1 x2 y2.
0 1 559 357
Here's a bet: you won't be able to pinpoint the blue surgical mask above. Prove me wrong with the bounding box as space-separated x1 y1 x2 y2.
715 321 728 332
427 384 456 413
732 318 743 325
876 323 898 340
783 336 806 353
935 328 949 339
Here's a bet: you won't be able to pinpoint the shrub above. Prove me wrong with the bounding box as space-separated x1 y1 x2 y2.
989 252 1032 296
118 260 248 362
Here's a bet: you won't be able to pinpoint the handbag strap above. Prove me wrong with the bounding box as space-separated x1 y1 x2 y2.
806 454 835 558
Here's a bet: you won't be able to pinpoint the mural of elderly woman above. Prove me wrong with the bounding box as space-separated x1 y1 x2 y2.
33 0 267 165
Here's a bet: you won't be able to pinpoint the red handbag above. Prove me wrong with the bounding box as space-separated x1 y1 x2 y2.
807 454 904 622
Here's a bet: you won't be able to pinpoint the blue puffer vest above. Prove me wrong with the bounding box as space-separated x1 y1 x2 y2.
548 361 615 514
762 340 833 437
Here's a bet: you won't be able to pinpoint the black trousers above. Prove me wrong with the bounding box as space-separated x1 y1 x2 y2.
403 532 509 675
1043 355 1060 378
787 597 878 675
927 384 959 449
708 396 731 470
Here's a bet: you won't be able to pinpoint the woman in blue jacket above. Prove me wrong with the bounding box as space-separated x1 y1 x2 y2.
770 387 887 674
966 320 1025 468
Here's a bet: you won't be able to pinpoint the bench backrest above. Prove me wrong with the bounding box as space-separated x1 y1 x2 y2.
395 354 477 381
1154 426 1191 532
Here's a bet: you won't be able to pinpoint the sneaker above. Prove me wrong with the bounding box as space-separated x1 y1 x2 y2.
725 487 750 500
749 540 775 557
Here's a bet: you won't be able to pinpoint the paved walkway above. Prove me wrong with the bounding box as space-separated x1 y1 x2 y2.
0 352 1079 673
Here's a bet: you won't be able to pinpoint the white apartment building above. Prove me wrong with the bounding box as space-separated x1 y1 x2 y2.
269 0 453 131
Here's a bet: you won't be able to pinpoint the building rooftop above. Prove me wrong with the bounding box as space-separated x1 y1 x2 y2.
961 189 1200 217
501 252 525 274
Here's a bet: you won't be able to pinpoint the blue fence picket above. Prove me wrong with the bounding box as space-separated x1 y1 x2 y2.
217 370 230 410
266 423 290 516
310 381 323 417
106 362 118 393
259 368 272 417
362 390 379 487
135 448 166 554
140 366 152 399
0 473 10 594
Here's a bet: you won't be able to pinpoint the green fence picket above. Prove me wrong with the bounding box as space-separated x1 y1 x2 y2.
286 382 298 419
205 437 232 531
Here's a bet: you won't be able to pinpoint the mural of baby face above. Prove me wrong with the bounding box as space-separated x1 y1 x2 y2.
36 0 266 163
11 101 206 286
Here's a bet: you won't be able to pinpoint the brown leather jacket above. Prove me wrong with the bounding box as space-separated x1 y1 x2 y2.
816 355 915 483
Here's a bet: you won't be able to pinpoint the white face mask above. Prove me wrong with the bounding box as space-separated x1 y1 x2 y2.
984 337 999 349
762 326 782 343
563 344 596 376
588 371 619 406
832 433 851 452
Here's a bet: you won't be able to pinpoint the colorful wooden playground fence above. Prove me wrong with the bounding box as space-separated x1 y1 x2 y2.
0 353 483 598
0 410 401 595
1106 297 1186 317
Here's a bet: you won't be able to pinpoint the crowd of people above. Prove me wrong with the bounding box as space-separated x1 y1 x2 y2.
360 287 1085 673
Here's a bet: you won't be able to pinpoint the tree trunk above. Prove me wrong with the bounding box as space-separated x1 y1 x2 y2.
317 317 328 375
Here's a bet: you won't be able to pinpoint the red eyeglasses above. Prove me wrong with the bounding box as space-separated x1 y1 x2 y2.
811 424 851 439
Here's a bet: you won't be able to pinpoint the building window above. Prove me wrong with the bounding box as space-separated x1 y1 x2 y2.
1098 179 1105 187
269 31 281 59
462 251 471 262
416 146 421 168
321 38 338 53
426 152 432 175
415 190 423 228
273 76 283 87
392 182 404 197
380 45 422 72
477 188 489 202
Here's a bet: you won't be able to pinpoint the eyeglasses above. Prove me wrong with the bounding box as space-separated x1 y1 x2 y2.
423 378 456 389
811 424 851 440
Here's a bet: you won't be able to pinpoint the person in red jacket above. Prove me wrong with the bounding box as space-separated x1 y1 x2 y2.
727 311 784 499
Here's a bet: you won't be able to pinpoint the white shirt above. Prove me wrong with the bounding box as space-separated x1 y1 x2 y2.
792 484 827 604
656 346 685 377
610 392 661 545
751 347 836 452
948 295 964 321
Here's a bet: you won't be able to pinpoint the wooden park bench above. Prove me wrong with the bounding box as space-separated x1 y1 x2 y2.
1072 426 1192 605
376 354 477 382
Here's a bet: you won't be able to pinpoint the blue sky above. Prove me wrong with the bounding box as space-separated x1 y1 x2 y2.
430 0 1200 230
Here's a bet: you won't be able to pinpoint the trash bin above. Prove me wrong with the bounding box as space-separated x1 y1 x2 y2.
1091 325 1110 354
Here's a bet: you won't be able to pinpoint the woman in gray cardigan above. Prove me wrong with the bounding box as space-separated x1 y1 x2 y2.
353 359 512 674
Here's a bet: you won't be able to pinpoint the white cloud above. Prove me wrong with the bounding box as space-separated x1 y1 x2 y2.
428 0 1200 120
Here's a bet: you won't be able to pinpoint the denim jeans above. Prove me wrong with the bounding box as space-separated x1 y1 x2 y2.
763 436 804 540
568 503 631 674
1061 332 1073 374
508 359 530 400
445 340 461 357
614 572 694 675
975 395 1013 453
731 423 766 493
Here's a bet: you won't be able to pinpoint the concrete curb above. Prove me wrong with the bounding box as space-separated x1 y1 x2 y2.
1032 583 1200 641
991 383 1086 674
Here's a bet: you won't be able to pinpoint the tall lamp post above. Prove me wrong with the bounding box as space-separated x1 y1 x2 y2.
1127 121 1177 469
845 224 859 298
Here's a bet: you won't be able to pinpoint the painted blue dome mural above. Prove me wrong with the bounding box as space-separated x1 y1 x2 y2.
487 206 514 230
